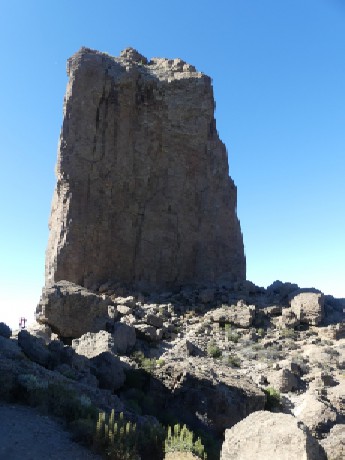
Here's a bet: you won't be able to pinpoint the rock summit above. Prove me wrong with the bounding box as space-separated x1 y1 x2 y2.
45 47 245 291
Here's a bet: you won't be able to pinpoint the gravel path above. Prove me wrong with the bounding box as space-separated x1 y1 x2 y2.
0 403 102 460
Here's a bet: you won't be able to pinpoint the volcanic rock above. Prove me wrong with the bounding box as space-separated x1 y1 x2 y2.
290 291 324 326
36 281 111 338
220 411 326 460
45 47 245 291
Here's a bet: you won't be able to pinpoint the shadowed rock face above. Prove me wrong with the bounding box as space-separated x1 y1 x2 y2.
46 47 245 290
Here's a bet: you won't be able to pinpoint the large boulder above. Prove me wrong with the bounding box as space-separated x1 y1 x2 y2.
90 352 125 392
17 330 52 368
45 46 245 292
72 326 136 357
36 281 112 338
294 393 338 437
112 322 136 354
72 330 114 359
267 368 298 393
320 424 345 460
290 291 324 326
220 411 326 460
207 302 255 328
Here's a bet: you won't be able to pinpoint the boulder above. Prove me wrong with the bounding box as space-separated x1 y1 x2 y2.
268 368 298 393
112 322 136 354
290 291 324 326
72 324 136 358
0 322 11 339
0 335 24 359
90 352 125 391
36 281 112 338
294 393 338 437
26 322 53 344
145 314 164 329
134 324 161 341
220 411 326 460
326 380 345 417
280 307 299 328
207 302 255 328
72 331 115 359
17 330 52 368
320 424 345 460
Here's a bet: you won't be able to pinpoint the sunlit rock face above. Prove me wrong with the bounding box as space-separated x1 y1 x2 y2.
45 47 245 290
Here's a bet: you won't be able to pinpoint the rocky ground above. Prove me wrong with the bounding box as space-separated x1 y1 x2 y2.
1 280 344 459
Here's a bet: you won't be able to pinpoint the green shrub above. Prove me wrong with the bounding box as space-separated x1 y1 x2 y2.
227 331 239 343
165 423 207 459
264 387 281 410
207 341 222 359
131 351 163 373
257 328 265 338
280 328 296 339
94 410 165 460
94 410 139 460
227 354 241 368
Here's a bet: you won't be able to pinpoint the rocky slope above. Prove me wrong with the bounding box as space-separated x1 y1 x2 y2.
2 279 344 458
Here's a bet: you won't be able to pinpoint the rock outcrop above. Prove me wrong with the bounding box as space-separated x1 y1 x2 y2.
220 411 326 460
36 281 112 338
290 291 324 326
320 424 345 460
45 47 245 291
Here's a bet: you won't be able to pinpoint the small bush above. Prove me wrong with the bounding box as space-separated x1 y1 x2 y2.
207 341 222 359
94 410 139 460
280 328 296 339
227 354 241 368
225 324 240 343
257 328 265 338
264 387 281 410
165 423 207 459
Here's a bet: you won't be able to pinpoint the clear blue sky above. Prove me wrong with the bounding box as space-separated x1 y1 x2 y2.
1 0 344 329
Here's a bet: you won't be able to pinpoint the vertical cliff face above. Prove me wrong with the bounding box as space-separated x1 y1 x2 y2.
46 47 245 290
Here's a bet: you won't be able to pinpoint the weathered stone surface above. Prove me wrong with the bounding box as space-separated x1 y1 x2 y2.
26 322 53 344
17 330 52 368
290 291 324 326
152 358 266 435
268 368 298 393
280 307 300 328
220 411 326 460
206 302 255 328
320 424 345 460
90 352 125 391
134 323 161 341
45 47 245 291
294 393 338 437
0 322 11 339
145 313 163 328
326 380 345 417
72 326 136 357
72 330 114 359
112 322 136 354
36 281 111 338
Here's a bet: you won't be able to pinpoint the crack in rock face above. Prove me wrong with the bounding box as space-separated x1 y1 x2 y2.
46 47 246 291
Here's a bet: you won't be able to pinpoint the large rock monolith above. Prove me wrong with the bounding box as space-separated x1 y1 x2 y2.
45 47 246 290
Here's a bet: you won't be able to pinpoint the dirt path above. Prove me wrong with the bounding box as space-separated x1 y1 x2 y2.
0 403 102 460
